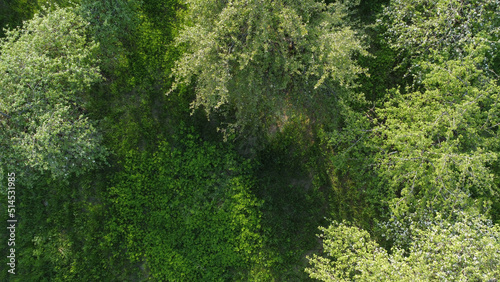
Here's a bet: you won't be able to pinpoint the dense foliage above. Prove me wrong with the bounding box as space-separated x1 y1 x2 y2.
306 212 500 281
0 7 107 187
373 0 500 241
1 0 499 281
170 0 368 138
108 129 267 280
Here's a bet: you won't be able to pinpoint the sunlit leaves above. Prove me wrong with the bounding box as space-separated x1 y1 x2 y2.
372 0 500 222
307 213 500 281
171 0 367 137
109 130 266 280
0 7 107 186
384 0 500 64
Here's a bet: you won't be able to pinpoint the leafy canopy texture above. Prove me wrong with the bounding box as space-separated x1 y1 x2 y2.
171 0 367 137
373 0 500 222
384 0 500 64
0 7 107 186
307 0 500 279
374 49 500 221
109 129 267 280
306 213 500 281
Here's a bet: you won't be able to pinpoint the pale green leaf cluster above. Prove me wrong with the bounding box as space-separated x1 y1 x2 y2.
0 7 107 186
384 0 500 63
306 213 500 281
171 0 367 136
375 50 500 218
373 0 500 220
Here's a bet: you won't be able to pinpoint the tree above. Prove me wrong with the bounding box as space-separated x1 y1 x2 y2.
383 0 500 80
306 212 500 281
371 0 500 223
317 0 500 260
374 50 500 220
0 7 107 187
170 0 367 138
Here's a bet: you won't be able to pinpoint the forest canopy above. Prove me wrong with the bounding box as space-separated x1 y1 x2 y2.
0 0 499 281
170 0 368 138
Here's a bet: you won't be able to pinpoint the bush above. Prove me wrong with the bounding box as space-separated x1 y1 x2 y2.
108 128 267 280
